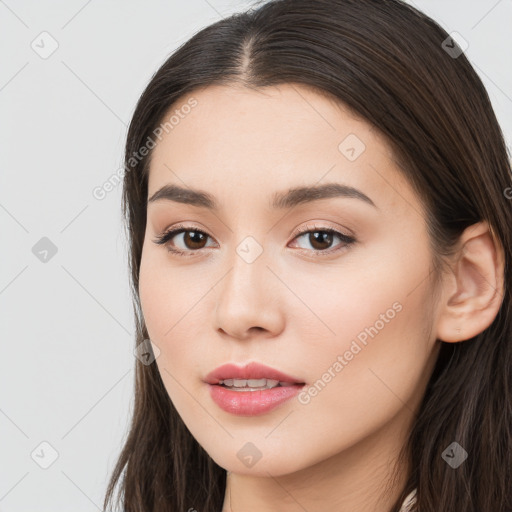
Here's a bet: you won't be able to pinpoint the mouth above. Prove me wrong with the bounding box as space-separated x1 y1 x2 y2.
217 378 299 391
204 361 306 387
204 362 306 416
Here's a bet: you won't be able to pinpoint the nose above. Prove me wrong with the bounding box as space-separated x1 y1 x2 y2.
214 244 285 341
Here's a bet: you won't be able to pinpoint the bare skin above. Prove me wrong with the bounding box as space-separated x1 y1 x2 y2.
138 83 504 511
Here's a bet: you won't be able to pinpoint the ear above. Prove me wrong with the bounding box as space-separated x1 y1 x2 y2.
436 221 505 343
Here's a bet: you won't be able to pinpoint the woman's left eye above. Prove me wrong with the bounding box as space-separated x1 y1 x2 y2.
152 223 356 257
291 225 356 255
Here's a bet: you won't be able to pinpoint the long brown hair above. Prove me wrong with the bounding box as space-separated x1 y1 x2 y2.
103 0 512 510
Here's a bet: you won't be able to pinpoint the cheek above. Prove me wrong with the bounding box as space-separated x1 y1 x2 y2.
283 239 432 355
283 293 432 475
285 238 435 407
289 253 435 431
139 245 193 336
138 253 170 339
138 252 204 413
138 247 211 372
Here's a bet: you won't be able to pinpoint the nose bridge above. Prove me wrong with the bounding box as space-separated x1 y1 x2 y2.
222 232 271 307
214 230 283 337
224 210 271 281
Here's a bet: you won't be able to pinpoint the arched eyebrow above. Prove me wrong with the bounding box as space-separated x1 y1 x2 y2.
147 182 377 210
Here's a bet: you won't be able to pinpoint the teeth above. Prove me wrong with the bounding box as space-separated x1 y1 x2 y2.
247 379 267 387
219 378 284 389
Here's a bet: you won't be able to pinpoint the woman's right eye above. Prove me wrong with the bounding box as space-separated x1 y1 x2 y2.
152 225 216 256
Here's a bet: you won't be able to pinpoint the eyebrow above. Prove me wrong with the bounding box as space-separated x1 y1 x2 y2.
147 182 377 210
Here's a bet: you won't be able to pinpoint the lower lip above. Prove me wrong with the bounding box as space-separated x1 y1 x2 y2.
208 383 305 416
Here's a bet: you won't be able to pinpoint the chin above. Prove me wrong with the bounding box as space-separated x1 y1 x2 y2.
205 445 310 478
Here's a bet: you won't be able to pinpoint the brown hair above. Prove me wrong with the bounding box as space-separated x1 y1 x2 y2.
104 0 512 510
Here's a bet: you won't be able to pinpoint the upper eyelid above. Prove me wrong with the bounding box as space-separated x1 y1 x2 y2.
160 222 351 239
291 222 353 238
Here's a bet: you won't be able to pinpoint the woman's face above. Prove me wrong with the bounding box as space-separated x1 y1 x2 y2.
139 83 442 476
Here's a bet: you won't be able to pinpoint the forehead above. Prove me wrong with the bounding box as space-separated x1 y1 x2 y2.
146 83 420 218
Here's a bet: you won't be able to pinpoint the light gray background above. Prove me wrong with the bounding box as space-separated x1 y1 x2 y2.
1 1 511 510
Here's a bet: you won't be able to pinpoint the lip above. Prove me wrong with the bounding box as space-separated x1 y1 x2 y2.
204 362 304 385
204 362 306 416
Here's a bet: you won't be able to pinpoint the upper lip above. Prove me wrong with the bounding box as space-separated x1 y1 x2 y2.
204 362 305 385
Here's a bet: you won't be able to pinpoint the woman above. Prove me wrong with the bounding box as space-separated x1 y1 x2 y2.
104 0 512 510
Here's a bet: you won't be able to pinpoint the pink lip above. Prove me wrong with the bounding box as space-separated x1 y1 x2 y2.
204 362 306 416
204 362 304 384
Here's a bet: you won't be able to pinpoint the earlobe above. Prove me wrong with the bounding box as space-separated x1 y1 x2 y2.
436 221 505 343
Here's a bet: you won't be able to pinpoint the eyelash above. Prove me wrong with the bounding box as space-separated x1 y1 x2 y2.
152 222 356 258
